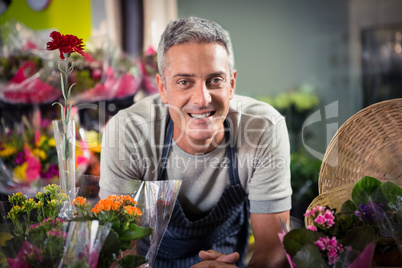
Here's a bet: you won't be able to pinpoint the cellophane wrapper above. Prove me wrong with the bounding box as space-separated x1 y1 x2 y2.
129 180 182 267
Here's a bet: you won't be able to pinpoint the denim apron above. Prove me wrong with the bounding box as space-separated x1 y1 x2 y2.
154 114 250 268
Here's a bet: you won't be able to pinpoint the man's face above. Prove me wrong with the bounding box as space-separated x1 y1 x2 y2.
156 42 236 154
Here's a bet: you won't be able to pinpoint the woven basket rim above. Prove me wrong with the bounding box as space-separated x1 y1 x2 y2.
318 98 402 194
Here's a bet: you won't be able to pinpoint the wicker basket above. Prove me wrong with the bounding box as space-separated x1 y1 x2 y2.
305 98 402 227
318 98 402 194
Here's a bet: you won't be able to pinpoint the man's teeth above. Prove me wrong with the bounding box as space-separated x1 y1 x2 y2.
190 112 212 118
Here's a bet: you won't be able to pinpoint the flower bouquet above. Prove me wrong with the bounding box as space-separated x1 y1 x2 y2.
139 46 159 95
0 115 90 191
68 40 142 103
0 184 156 268
281 176 402 267
0 21 62 105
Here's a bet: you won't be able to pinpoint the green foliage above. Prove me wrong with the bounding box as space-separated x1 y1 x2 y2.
351 176 382 207
293 244 328 268
283 229 322 257
290 152 321 219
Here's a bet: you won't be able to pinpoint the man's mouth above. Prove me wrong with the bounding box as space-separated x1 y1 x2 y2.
189 112 214 119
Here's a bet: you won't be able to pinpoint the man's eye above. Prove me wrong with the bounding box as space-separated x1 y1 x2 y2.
208 77 224 87
211 78 222 83
178 80 189 86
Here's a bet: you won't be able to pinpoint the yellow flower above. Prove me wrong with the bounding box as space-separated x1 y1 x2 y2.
48 137 56 147
13 163 28 181
0 144 17 157
32 148 47 160
8 205 24 221
37 135 47 147
8 192 26 205
86 130 101 153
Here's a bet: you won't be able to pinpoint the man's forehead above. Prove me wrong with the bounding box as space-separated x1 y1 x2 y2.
164 43 229 70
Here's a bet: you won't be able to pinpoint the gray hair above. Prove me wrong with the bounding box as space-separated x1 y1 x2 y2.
157 17 235 81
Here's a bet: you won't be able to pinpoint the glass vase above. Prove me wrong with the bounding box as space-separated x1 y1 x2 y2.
52 119 76 219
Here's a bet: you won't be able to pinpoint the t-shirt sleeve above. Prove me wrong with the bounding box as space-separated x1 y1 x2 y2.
99 113 148 198
246 116 292 214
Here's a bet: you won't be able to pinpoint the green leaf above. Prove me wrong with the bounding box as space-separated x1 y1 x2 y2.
352 176 382 207
52 102 65 121
341 200 357 214
375 181 402 208
283 229 322 257
293 244 328 268
339 226 377 252
120 224 153 241
100 228 121 256
67 83 76 99
68 62 75 74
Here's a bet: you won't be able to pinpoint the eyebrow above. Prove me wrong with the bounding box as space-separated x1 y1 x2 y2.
173 73 195 78
172 72 227 78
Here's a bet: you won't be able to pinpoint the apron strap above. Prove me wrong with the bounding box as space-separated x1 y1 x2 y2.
158 113 174 180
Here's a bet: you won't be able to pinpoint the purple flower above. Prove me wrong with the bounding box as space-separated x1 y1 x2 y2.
14 152 26 165
41 118 52 128
355 201 385 223
40 164 59 179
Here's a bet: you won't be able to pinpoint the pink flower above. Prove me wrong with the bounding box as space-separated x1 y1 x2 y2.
314 236 349 265
307 225 317 231
24 147 41 182
315 215 326 225
305 206 336 229
145 46 156 55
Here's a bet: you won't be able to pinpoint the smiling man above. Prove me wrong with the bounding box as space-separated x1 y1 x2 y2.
100 17 292 268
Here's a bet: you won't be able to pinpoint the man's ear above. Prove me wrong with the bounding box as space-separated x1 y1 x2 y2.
156 73 168 104
229 70 237 100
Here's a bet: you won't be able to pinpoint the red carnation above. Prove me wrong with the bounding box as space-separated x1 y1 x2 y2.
46 31 85 59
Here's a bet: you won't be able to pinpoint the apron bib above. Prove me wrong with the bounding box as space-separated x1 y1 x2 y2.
154 114 250 268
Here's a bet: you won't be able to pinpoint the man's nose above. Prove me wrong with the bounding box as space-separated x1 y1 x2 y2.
192 83 211 107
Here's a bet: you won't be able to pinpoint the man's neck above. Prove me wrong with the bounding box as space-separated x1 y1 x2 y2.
173 131 225 155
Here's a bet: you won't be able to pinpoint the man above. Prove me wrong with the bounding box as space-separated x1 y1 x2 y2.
100 17 292 267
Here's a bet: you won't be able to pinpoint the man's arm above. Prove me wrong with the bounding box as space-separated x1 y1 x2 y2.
247 211 290 268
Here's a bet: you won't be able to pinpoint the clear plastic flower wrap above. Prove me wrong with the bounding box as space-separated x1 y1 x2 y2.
73 179 182 267
132 180 182 267
59 220 112 268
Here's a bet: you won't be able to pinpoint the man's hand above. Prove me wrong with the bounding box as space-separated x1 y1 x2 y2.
190 250 239 268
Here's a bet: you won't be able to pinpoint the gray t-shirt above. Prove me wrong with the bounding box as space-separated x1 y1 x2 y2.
99 94 292 217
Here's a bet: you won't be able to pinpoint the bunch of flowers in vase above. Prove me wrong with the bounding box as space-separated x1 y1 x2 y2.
281 176 402 267
46 31 85 219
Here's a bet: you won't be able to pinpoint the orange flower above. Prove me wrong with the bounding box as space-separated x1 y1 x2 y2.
91 204 102 214
72 196 86 207
111 202 121 211
124 206 142 216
